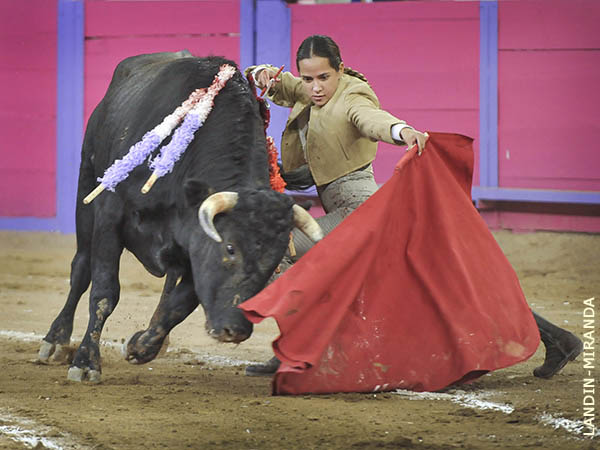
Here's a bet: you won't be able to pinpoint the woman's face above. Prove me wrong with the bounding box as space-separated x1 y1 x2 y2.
298 56 344 107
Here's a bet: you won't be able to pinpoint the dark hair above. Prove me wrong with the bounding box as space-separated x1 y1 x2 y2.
296 35 369 84
296 35 342 71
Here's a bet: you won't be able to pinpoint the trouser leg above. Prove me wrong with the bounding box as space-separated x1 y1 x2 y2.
290 208 347 260
289 163 378 262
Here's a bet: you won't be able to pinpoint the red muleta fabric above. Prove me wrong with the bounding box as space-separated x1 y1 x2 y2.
240 132 540 395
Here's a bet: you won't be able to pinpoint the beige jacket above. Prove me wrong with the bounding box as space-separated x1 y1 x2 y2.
247 67 407 186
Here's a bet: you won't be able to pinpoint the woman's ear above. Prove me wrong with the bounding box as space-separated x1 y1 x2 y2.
338 61 345 73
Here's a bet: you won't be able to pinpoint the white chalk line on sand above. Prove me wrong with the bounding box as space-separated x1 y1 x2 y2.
0 329 256 366
0 409 88 450
1 329 257 449
394 389 515 414
2 329 597 443
394 389 599 438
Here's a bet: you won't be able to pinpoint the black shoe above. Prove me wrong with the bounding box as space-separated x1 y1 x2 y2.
245 356 280 377
532 311 583 379
268 257 294 284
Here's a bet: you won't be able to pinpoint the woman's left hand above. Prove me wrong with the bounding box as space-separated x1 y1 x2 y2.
401 128 429 156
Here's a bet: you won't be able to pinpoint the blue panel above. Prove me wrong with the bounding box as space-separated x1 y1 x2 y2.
256 0 290 68
472 187 600 205
479 0 498 188
56 0 84 233
240 0 256 70
0 217 59 231
254 1 315 196
255 0 291 152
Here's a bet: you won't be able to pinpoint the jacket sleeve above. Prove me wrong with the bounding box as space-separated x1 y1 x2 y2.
244 65 306 108
344 85 407 145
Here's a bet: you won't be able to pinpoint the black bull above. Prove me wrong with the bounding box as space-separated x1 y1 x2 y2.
38 52 322 382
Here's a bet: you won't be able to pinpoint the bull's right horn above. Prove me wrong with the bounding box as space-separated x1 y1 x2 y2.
292 204 324 242
198 192 239 242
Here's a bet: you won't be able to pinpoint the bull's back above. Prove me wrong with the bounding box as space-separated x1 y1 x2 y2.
109 50 193 88
88 53 234 172
83 52 266 204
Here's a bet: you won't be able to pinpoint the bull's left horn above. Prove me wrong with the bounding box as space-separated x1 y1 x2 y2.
292 204 324 242
198 192 239 242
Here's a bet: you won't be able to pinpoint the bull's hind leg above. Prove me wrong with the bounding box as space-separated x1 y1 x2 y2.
67 219 124 383
124 273 198 364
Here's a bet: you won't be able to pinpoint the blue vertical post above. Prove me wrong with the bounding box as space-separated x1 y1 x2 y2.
254 0 291 151
240 0 291 149
240 0 256 71
479 0 498 189
56 0 84 233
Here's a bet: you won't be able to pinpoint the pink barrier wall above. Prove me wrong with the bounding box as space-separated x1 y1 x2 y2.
1 0 597 232
84 0 240 127
0 1 57 216
498 0 600 191
289 2 480 185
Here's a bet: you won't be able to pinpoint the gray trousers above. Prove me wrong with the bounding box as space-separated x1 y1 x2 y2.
290 164 378 261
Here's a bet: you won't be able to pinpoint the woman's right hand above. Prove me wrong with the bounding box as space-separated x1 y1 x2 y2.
401 128 429 156
256 67 279 90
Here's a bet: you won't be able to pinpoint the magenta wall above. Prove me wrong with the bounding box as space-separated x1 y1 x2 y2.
289 2 480 186
0 1 57 217
1 0 598 233
84 0 240 127
497 0 600 192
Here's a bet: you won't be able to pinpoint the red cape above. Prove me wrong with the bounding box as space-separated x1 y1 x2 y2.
240 132 539 395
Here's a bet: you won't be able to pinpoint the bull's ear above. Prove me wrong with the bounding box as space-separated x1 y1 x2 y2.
184 179 213 208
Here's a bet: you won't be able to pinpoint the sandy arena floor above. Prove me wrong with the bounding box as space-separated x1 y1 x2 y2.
0 230 598 449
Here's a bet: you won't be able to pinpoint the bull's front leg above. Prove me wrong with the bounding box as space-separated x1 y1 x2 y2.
39 249 91 364
39 197 94 364
67 225 124 383
124 273 198 364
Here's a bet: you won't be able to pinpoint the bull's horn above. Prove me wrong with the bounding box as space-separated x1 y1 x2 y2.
292 204 324 242
198 192 239 242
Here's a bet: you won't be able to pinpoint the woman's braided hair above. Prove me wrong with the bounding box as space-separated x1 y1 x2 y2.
343 67 369 84
296 35 369 85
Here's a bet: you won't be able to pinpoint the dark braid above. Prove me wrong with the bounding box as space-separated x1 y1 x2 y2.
343 67 369 85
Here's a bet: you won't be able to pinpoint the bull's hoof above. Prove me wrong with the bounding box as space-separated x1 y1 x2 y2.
157 334 170 358
37 340 55 363
88 370 101 383
67 366 101 383
122 334 142 364
37 340 74 365
123 331 170 365
52 344 74 364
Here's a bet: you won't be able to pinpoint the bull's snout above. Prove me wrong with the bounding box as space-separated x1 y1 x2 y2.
205 317 253 343
214 326 251 343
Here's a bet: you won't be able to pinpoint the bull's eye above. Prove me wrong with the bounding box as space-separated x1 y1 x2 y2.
226 244 235 255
